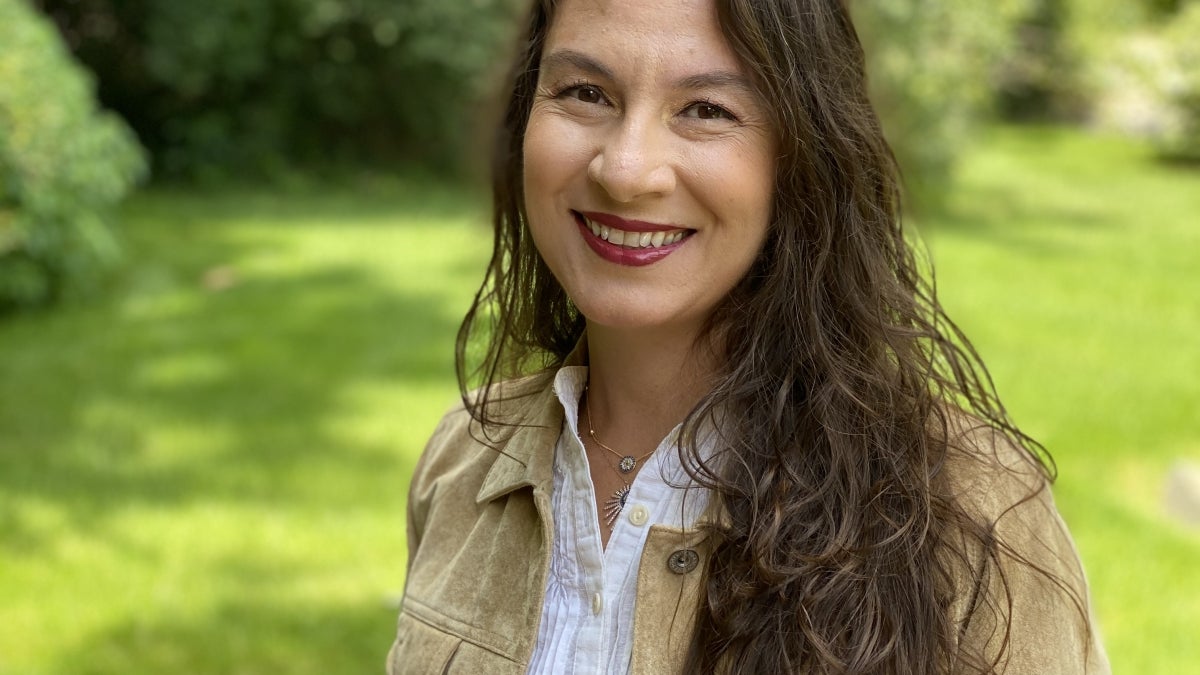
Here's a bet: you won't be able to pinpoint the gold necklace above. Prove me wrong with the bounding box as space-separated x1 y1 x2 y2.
584 386 658 473
584 385 656 527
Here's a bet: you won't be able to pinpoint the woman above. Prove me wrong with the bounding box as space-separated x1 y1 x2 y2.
390 0 1109 673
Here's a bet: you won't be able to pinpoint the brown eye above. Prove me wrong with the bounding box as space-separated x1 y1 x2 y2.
681 100 734 120
570 85 605 104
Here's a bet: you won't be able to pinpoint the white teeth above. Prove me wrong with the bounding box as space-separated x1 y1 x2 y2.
582 215 687 249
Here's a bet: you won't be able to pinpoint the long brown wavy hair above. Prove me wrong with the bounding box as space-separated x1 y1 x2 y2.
456 1 1083 672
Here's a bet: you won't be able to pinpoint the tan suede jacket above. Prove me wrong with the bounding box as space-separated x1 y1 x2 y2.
388 374 1110 674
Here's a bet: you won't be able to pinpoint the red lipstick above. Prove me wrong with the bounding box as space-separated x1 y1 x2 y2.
573 211 692 267
580 211 681 233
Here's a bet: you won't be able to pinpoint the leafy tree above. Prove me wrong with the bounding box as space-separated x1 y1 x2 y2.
853 0 1030 211
995 0 1088 121
0 0 146 310
1070 0 1200 159
1150 3 1200 159
37 0 525 179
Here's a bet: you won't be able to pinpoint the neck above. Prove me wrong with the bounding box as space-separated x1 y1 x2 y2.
584 323 718 451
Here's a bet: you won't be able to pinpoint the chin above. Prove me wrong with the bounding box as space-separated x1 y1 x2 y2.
576 300 697 336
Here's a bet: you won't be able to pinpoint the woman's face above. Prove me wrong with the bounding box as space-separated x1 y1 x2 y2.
523 0 776 339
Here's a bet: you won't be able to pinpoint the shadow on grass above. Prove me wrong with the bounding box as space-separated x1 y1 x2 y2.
916 126 1165 255
55 599 397 675
927 182 1118 256
0 186 475 550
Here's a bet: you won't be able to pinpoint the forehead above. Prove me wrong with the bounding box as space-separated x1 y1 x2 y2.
543 0 744 77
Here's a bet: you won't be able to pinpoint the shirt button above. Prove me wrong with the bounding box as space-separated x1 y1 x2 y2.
628 504 649 526
591 592 603 615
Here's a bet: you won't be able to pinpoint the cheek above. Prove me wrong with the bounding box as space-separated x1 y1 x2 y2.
522 120 555 210
522 112 595 205
691 142 776 238
522 114 590 276
731 142 776 241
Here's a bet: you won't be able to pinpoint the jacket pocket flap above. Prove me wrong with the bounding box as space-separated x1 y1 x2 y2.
388 612 462 675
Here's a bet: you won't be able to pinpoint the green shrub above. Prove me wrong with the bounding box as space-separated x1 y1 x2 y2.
1087 3 1200 161
994 0 1090 122
0 0 146 310
853 0 1029 211
1157 4 1200 160
38 0 524 179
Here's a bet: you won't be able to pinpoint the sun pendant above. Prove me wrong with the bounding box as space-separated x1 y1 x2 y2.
604 484 631 527
618 456 636 473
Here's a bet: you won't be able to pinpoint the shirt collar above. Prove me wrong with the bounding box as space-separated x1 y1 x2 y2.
472 338 733 530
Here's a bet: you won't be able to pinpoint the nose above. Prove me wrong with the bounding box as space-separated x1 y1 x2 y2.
587 115 676 202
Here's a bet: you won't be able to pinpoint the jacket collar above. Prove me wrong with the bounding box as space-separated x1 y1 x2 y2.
473 383 561 504
475 339 587 504
470 339 733 530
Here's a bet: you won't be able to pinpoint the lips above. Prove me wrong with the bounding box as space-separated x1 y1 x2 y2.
579 211 690 245
571 210 693 266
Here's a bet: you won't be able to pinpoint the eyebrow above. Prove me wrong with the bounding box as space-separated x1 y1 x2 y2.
676 71 756 97
540 49 614 81
540 49 756 96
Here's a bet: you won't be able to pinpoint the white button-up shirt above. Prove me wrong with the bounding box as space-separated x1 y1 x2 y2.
525 366 711 675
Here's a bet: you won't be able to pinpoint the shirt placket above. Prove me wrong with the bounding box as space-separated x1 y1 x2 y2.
559 379 609 675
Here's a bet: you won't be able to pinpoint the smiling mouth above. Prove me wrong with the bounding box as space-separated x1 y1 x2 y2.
573 211 693 249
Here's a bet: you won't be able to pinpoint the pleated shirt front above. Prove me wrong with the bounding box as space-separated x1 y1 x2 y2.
524 366 711 675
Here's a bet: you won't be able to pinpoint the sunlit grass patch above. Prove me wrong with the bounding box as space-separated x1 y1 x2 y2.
0 177 489 673
925 126 1200 674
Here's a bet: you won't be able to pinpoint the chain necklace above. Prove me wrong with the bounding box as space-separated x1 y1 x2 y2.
584 385 656 527
584 386 658 473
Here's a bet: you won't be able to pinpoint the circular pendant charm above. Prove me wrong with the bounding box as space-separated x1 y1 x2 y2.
619 456 636 473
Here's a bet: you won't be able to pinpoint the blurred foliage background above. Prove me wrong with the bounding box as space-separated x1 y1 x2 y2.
0 0 145 310
0 0 1197 673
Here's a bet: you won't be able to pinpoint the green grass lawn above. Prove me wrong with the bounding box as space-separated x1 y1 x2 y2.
0 174 492 673
1 127 1197 673
924 126 1200 671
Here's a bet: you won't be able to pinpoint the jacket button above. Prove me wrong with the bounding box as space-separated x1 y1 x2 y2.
667 549 699 574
